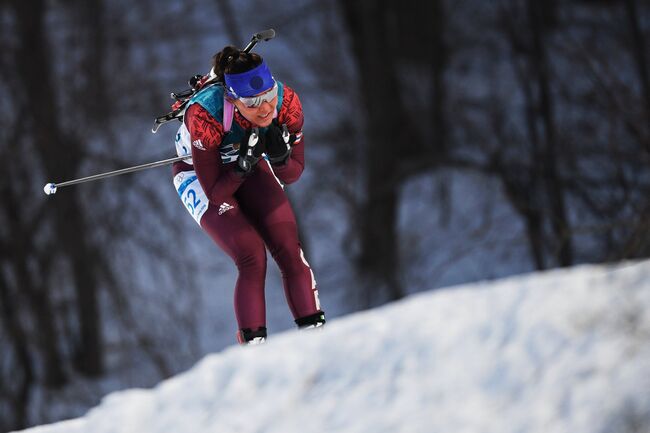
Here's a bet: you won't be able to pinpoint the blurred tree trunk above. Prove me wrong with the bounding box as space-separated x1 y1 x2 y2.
429 0 448 160
390 1 448 173
10 0 69 387
11 0 104 377
425 0 451 227
621 0 650 256
497 0 572 269
0 277 34 431
70 0 109 378
215 0 243 45
527 0 573 267
338 0 449 305
77 0 109 124
338 0 404 306
498 168 547 270
624 0 650 126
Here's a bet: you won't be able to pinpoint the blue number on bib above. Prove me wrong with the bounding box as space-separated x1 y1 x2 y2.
185 189 201 213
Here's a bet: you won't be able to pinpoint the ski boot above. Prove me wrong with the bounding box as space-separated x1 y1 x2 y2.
237 327 267 345
295 312 326 330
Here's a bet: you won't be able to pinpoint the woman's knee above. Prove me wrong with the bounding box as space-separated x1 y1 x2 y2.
234 244 267 273
271 244 306 275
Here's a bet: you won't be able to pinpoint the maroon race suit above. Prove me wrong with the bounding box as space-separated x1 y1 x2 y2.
172 85 322 333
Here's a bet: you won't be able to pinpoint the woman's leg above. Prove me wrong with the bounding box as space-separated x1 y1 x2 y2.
173 163 268 334
172 156 270 344
199 200 268 334
235 162 324 325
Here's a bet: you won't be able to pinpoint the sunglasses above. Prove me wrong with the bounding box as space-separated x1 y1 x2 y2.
238 82 278 108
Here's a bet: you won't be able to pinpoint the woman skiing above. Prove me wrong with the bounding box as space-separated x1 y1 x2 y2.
171 45 325 345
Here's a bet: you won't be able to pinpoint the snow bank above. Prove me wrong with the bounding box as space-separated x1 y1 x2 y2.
20 261 650 433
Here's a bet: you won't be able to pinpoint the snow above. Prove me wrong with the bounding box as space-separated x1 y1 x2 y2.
18 261 650 433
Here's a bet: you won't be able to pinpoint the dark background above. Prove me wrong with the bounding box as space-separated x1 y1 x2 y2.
1 0 648 430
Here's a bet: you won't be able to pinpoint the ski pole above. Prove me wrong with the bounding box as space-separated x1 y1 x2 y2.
43 154 191 195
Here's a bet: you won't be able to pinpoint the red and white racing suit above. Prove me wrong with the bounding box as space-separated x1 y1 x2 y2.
171 84 322 333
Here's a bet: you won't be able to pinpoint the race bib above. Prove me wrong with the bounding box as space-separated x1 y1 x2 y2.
173 170 208 225
175 123 193 165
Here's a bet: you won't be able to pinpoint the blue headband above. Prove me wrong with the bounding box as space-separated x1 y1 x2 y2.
224 61 275 98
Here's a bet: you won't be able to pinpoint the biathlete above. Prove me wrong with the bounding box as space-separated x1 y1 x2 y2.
171 45 325 345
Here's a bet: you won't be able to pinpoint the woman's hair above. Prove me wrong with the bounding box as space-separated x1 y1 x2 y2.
212 45 263 82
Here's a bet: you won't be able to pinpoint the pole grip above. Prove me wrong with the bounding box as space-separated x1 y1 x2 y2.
243 28 276 53
255 29 276 42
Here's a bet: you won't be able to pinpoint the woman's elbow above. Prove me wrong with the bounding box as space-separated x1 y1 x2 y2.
279 165 304 185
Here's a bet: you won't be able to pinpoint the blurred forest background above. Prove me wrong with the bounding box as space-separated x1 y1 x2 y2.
1 0 648 430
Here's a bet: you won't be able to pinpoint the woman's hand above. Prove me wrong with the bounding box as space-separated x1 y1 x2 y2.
265 119 295 165
236 128 266 175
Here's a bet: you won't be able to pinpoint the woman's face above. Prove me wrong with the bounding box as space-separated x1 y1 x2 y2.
232 93 277 128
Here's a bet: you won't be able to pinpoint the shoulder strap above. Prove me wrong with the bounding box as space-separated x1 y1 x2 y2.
223 98 234 132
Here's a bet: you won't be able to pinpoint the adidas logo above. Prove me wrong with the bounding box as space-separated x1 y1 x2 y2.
218 202 234 215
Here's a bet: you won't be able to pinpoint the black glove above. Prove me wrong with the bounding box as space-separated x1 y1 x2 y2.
265 119 296 165
235 128 266 175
